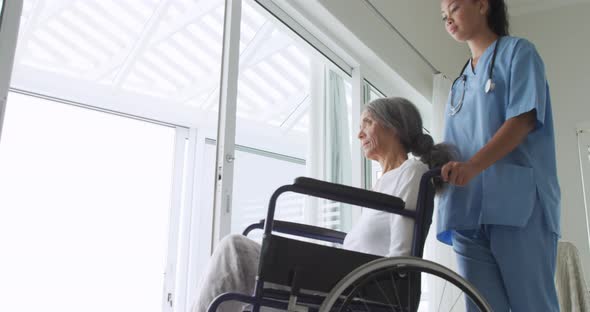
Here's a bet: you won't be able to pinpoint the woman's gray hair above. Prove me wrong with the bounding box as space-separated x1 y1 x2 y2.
365 97 457 187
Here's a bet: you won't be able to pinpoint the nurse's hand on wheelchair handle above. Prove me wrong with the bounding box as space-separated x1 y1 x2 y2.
441 161 480 187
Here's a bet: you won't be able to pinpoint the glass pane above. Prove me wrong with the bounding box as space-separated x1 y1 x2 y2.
231 0 353 235
233 0 310 157
13 0 226 304
13 0 224 137
0 93 175 312
369 85 385 102
231 149 306 240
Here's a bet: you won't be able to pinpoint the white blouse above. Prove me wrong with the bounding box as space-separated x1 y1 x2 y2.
342 158 428 257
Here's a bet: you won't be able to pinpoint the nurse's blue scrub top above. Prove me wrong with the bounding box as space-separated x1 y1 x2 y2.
437 36 561 245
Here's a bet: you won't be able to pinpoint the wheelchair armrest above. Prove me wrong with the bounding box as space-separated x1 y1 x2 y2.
243 219 347 244
292 177 409 216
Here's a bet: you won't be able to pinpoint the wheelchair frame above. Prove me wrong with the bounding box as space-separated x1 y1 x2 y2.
206 168 485 312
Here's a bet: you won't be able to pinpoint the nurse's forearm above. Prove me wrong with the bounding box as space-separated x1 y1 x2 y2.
468 111 536 172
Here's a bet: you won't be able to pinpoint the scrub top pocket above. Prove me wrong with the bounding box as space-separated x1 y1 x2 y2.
481 163 536 227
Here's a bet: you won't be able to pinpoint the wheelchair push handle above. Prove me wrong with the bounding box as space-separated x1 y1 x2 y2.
422 167 442 179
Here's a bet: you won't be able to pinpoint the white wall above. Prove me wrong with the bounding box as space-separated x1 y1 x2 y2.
356 0 469 80
511 3 590 284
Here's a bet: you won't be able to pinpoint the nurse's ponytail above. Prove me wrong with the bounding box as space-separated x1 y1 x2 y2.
487 0 510 36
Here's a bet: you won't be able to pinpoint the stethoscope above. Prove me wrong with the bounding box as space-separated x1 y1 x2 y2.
449 36 502 116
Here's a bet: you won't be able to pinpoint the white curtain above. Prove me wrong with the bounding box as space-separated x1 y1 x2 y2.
422 73 466 312
325 69 352 230
326 69 352 186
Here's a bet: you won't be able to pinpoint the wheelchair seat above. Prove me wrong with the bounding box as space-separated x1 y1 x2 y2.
259 234 380 294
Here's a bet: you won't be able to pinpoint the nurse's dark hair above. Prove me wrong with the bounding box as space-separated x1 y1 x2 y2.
486 0 510 36
365 97 457 190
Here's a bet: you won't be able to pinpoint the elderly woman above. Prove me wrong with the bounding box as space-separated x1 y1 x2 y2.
193 97 455 312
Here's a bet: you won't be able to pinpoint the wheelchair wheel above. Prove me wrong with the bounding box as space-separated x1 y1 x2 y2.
319 257 492 312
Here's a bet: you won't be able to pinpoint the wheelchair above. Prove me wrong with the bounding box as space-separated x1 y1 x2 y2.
208 168 492 312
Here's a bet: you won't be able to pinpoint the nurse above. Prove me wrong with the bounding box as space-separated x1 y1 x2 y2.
438 0 561 311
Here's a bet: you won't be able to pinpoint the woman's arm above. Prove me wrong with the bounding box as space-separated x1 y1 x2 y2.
441 110 536 186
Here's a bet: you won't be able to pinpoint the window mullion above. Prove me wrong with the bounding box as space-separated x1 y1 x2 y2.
173 128 199 312
161 127 189 312
212 0 242 247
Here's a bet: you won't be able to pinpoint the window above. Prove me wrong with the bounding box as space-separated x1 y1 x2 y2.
11 1 228 309
12 0 225 129
230 0 354 237
0 92 176 312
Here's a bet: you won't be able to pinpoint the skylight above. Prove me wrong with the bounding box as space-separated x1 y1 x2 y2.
13 0 315 150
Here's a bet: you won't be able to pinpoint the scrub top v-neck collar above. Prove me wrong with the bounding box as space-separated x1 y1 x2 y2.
466 38 500 77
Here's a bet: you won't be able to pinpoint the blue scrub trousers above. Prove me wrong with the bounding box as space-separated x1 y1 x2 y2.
451 201 559 311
